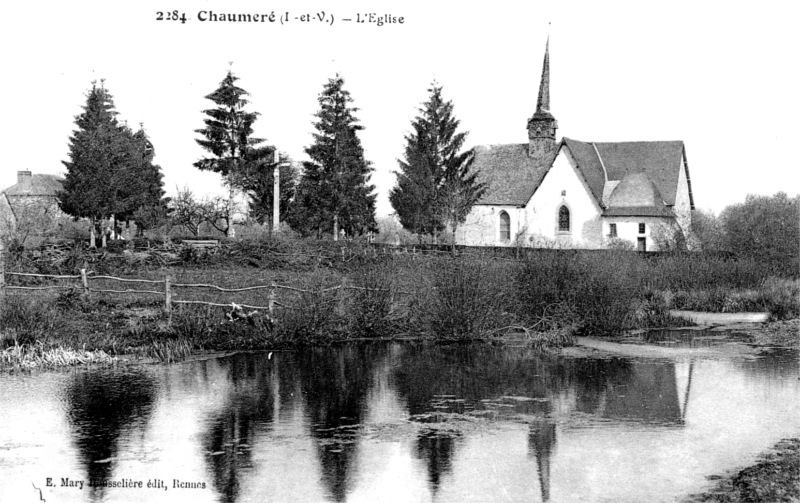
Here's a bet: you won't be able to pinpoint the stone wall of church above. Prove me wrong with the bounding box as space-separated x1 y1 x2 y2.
523 147 604 248
602 217 677 251
455 205 526 247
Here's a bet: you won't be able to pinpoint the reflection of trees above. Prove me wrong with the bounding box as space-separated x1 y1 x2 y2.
65 369 157 501
528 421 557 502
202 354 287 503
414 430 460 495
297 343 389 503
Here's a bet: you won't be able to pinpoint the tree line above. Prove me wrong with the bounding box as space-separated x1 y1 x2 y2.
58 72 484 245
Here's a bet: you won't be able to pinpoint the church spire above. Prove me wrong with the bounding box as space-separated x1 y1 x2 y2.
536 35 551 117
528 33 558 159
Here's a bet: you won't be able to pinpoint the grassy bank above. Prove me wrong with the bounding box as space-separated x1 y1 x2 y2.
684 438 800 503
1 239 797 366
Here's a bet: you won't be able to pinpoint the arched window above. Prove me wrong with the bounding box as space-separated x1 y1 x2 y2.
558 205 570 232
499 211 511 242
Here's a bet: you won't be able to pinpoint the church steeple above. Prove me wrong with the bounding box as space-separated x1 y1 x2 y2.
536 36 551 116
528 35 558 158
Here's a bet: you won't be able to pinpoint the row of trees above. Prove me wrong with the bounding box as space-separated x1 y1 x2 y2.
691 192 799 272
57 72 485 245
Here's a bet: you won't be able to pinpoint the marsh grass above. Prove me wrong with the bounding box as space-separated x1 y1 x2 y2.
0 341 116 369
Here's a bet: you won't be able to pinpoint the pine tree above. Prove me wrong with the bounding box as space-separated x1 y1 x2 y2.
60 82 166 246
194 70 264 237
289 74 377 239
390 83 485 244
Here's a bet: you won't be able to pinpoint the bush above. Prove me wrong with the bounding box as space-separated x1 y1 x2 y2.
274 269 342 342
0 295 60 346
347 263 396 337
416 257 511 340
759 278 800 320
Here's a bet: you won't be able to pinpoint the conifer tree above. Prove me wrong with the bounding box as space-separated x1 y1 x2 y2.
390 83 485 243
289 75 377 239
60 82 166 246
194 70 264 237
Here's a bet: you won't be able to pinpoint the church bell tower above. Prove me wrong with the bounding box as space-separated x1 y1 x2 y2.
528 36 558 159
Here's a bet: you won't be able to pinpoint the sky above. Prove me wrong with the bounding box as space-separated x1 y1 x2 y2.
2 0 798 217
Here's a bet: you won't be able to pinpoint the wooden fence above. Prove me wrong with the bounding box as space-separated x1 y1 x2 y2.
0 241 400 316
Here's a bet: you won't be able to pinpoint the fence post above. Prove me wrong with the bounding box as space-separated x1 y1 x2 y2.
80 268 89 294
0 240 4 297
268 281 277 319
164 275 172 314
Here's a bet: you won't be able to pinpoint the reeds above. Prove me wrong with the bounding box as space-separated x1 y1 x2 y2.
0 342 116 369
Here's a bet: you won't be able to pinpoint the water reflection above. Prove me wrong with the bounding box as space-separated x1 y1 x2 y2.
528 420 557 502
202 356 278 503
65 369 158 501
1 342 797 503
296 344 390 502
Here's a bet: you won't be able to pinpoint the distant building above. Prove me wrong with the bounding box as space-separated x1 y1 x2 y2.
456 39 695 251
0 170 65 242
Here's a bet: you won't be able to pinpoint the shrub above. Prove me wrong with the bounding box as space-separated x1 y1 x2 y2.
759 278 800 320
0 295 59 346
274 269 342 342
416 257 511 340
347 263 396 337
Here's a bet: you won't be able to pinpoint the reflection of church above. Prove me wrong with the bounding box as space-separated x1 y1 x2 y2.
526 359 695 502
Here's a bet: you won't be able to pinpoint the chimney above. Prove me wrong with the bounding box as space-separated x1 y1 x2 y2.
17 171 32 185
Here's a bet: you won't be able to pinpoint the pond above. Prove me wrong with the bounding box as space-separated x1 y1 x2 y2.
0 338 798 502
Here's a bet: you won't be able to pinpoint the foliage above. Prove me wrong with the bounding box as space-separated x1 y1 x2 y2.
231 147 297 232
194 70 266 237
720 192 799 274
348 263 396 337
416 257 511 339
0 197 62 246
650 223 687 251
288 74 377 238
169 187 206 236
689 209 725 251
194 70 264 180
390 83 486 242
59 82 166 240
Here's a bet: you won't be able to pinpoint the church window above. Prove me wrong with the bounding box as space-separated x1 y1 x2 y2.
558 205 570 232
499 211 511 242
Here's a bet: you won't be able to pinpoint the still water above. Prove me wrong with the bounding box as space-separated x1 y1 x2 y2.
0 340 798 503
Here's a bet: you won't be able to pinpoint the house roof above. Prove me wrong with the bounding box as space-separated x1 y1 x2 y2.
3 174 63 197
472 144 552 206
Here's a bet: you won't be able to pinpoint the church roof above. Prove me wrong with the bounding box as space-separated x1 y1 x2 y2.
472 144 552 206
3 174 63 197
473 138 692 214
593 141 686 206
562 138 692 211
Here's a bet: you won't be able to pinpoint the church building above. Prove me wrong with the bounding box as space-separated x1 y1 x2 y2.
455 39 695 251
